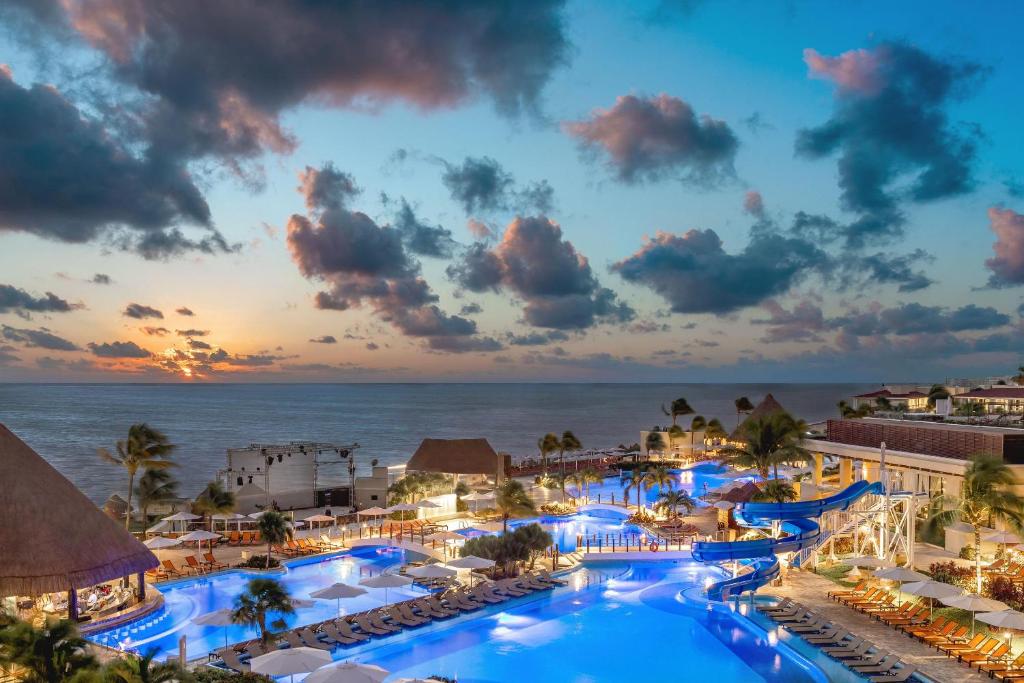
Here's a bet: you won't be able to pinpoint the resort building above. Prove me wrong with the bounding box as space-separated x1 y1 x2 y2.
852 388 930 412
0 424 158 622
950 386 1024 414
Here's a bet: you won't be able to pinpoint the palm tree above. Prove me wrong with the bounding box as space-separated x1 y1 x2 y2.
925 454 1024 592
193 481 236 531
927 384 950 408
495 479 535 532
753 480 798 503
645 431 666 460
645 465 674 494
689 415 707 449
704 418 727 446
232 578 293 644
558 431 582 501
0 618 96 683
620 468 650 511
875 396 893 411
98 424 176 529
104 648 187 683
666 424 685 454
1014 366 1024 385
734 396 754 428
720 412 809 480
257 510 292 569
581 467 603 502
514 523 554 569
654 490 695 518
837 400 853 418
662 397 694 427
134 469 178 526
537 433 560 476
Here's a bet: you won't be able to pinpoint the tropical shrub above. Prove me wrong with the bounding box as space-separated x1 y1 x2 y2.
928 561 975 591
238 555 281 569
194 669 272 683
959 545 977 560
539 502 575 515
987 576 1024 610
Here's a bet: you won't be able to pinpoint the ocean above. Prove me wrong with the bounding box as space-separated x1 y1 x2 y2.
0 383 873 503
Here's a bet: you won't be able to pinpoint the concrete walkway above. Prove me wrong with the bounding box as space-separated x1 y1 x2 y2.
764 570 989 682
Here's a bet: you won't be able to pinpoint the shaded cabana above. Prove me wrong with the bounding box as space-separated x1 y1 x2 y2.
0 424 158 620
406 438 504 482
729 393 789 441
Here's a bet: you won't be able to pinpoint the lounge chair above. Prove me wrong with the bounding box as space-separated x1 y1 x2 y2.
218 648 250 673
369 610 402 632
962 640 1009 666
332 619 370 641
227 531 242 546
867 664 916 682
240 531 254 545
203 552 228 570
320 533 341 548
298 628 333 650
537 569 568 586
493 579 529 597
829 641 875 660
388 605 427 627
820 636 864 655
828 580 869 601
398 602 431 623
414 598 456 618
937 633 986 656
844 651 892 669
184 555 207 574
805 628 850 645
469 586 505 605
757 597 794 613
788 618 834 633
519 573 554 591
425 595 460 615
243 642 266 658
954 637 999 663
352 614 393 636
900 614 946 637
980 651 1024 676
773 609 815 623
320 622 360 646
161 559 188 577
837 587 879 606
920 623 965 645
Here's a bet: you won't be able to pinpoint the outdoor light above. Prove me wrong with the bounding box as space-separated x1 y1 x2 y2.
703 577 714 590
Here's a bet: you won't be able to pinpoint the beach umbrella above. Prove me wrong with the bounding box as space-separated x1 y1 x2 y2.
143 536 181 549
359 574 413 606
461 492 494 501
289 598 315 609
425 530 465 542
191 608 235 648
250 647 332 683
873 566 928 605
309 582 367 616
942 593 1009 635
985 530 1022 544
978 610 1024 650
843 556 895 568
446 555 496 570
901 579 964 616
178 529 222 554
357 507 389 516
713 501 735 510
407 564 457 579
388 503 419 512
416 500 441 508
304 513 336 534
305 661 389 683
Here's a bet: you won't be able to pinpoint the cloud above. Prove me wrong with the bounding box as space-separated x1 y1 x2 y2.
123 303 164 319
0 283 79 315
848 250 934 292
175 307 195 316
175 328 209 337
466 219 496 241
460 303 483 315
985 207 1024 286
91 273 112 285
88 340 151 358
0 68 229 259
0 344 20 365
797 42 984 244
563 93 738 184
442 157 513 214
831 302 1010 337
1 325 79 350
35 356 96 371
309 335 337 344
613 228 828 314
142 327 169 336
750 300 826 343
287 164 498 352
392 199 456 258
448 215 634 329
506 330 570 346
366 342 379 351
743 191 765 218
187 339 212 350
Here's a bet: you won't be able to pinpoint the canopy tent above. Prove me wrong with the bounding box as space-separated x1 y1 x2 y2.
0 423 158 598
406 438 503 480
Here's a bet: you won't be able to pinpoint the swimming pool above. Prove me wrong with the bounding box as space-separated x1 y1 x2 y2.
582 462 758 506
461 509 645 553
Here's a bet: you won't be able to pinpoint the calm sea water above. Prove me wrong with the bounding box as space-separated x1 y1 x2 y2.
0 383 872 503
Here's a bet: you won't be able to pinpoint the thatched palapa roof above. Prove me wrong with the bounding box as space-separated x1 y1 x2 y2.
729 393 788 441
0 424 158 596
406 438 501 476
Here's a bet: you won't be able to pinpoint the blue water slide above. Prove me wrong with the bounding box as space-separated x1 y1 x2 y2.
692 480 885 600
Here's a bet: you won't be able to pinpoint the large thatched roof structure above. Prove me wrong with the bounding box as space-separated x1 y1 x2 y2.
729 393 788 441
0 424 158 596
406 438 502 476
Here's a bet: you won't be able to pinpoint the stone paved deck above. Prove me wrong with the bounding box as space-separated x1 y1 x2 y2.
763 570 989 683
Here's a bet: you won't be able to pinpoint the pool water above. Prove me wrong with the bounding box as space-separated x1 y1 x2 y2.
461 509 645 553
310 561 836 683
582 462 758 506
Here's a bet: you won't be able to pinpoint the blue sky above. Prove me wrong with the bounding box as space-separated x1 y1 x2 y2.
0 0 1022 382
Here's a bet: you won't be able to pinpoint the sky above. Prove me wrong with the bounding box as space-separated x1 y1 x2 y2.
0 0 1023 383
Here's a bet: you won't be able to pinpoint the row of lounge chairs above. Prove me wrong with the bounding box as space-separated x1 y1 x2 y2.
757 598 917 682
214 571 568 673
985 558 1024 584
225 531 262 546
829 582 1024 679
147 555 227 580
272 538 334 557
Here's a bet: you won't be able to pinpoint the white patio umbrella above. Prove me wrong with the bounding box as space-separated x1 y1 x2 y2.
942 593 1009 635
873 566 929 605
178 529 223 555
446 555 496 570
461 492 494 501
713 501 735 510
844 556 895 568
425 530 465 542
143 536 181 549
191 608 235 648
416 500 441 508
388 503 419 512
289 598 315 609
901 580 964 616
309 582 367 616
359 574 413 605
304 513 336 534
407 564 457 579
250 647 332 683
305 661 389 683
985 530 1022 545
357 507 389 516
978 609 1024 651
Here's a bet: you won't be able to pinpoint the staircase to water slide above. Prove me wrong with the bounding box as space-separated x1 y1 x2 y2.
691 480 886 601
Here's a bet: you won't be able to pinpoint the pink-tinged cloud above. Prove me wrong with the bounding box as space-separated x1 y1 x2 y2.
803 47 884 95
986 207 1024 286
743 190 764 217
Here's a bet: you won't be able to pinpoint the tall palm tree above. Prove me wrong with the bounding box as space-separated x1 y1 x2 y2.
925 454 1024 592
257 510 292 569
927 384 950 408
666 424 685 453
720 412 809 480
537 433 560 476
558 431 582 501
662 397 694 427
0 618 96 683
581 467 603 502
232 578 293 644
620 468 651 511
193 481 236 531
134 468 178 526
753 480 798 503
875 396 893 411
704 418 727 446
104 648 186 683
645 431 665 459
495 479 535 533
654 490 696 518
645 465 674 495
98 424 176 530
690 415 707 449
734 396 754 428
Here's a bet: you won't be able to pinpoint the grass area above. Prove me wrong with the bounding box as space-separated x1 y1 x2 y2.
813 564 857 587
